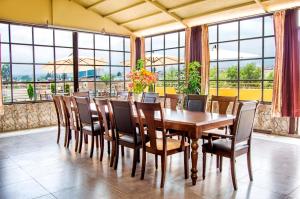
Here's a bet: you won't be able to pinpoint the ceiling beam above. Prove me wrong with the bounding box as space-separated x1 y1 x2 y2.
86 0 107 9
145 0 188 27
168 0 206 13
119 12 162 25
103 2 146 17
254 0 268 12
133 21 178 32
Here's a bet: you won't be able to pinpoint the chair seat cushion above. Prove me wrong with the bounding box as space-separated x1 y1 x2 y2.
119 135 142 144
82 123 101 132
203 139 248 153
146 138 189 151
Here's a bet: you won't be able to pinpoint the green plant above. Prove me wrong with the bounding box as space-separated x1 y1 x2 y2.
179 61 201 94
27 84 34 100
50 83 55 94
64 84 70 94
100 74 111 85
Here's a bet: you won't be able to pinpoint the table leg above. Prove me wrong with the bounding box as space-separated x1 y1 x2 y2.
191 138 199 185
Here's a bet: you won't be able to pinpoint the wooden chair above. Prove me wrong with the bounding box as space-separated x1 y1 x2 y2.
73 91 89 97
110 100 143 177
135 102 189 188
94 98 116 167
202 101 258 190
185 94 208 112
53 95 68 146
62 96 80 151
74 97 100 158
164 93 182 110
141 92 159 103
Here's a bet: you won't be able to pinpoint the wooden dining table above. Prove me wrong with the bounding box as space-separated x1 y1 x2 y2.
90 101 235 185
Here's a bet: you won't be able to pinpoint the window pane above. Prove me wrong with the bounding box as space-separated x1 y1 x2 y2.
218 81 238 97
240 39 262 59
125 53 130 66
111 36 123 51
264 16 274 36
179 48 185 63
264 37 275 57
145 37 151 51
56 82 74 94
165 81 178 94
209 62 217 80
263 81 273 101
96 67 110 81
111 67 124 81
95 34 109 50
179 64 185 80
153 66 164 80
209 44 217 61
95 50 109 64
239 81 261 100
96 82 110 97
35 46 54 64
165 32 178 48
218 41 238 60
180 31 185 46
240 60 262 80
56 65 73 81
1 63 11 82
1 43 10 62
219 61 238 80
145 52 151 66
155 81 164 96
152 35 164 50
36 65 54 82
125 67 130 80
218 22 238 41
11 45 33 63
209 81 217 96
13 83 34 102
55 30 73 47
111 51 124 65
165 65 178 80
111 82 125 95
12 64 33 82
78 32 93 48
125 38 130 51
240 18 262 39
2 84 11 103
34 28 53 45
79 66 94 81
36 83 53 100
78 49 93 66
79 81 94 94
0 23 9 42
55 47 73 61
209 25 217 43
152 50 164 65
11 25 32 44
165 49 179 64
264 59 274 80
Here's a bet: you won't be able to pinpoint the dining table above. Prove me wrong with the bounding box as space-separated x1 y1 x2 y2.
89 100 235 185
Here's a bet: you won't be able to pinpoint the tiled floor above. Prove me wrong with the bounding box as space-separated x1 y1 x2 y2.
0 127 300 199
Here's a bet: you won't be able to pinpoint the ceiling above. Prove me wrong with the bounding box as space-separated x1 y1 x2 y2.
73 0 300 36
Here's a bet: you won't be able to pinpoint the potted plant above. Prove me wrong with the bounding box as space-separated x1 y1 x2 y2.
27 83 34 101
64 84 70 95
50 83 55 94
179 61 201 95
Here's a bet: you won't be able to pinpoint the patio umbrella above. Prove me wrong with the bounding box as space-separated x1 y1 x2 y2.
122 53 184 66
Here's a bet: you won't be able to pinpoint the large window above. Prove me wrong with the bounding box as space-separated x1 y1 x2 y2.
145 31 185 96
209 15 275 102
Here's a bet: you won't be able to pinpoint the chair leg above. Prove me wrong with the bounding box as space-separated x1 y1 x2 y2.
203 152 206 180
121 146 125 157
90 135 94 158
216 155 220 169
75 130 79 152
141 148 146 180
219 156 223 172
110 140 116 167
160 154 167 188
137 148 140 163
184 147 189 179
64 127 68 147
66 128 71 148
155 154 158 169
131 148 138 177
96 135 99 149
78 131 83 153
84 134 88 144
247 150 253 181
114 142 119 170
57 124 60 144
230 157 238 190
100 135 104 161
107 140 111 155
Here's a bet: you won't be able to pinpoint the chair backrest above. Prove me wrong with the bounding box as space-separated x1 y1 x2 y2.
73 91 89 97
53 95 66 126
62 96 79 130
210 95 237 114
142 92 159 103
232 101 258 144
116 91 130 100
110 100 137 142
135 102 165 152
74 97 93 127
164 93 182 110
185 94 208 112
94 98 113 138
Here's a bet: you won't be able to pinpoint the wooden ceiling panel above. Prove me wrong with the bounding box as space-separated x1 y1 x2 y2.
156 0 198 9
74 0 100 7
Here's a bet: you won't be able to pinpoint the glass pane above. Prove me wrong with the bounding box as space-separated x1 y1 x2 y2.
165 49 179 64
11 25 32 44
96 67 110 81
125 53 130 66
56 65 73 81
125 67 130 80
210 62 217 80
36 83 53 100
111 36 123 51
111 82 125 96
180 31 185 46
218 22 238 41
78 32 93 48
264 59 274 80
209 25 217 43
34 28 53 45
34 46 54 63
264 81 273 101
209 44 217 61
0 23 9 42
79 81 94 93
79 49 93 66
95 50 109 64
35 65 54 82
219 61 238 80
11 45 33 63
96 82 110 97
264 37 275 57
240 18 262 39
145 37 151 51
55 47 73 61
79 66 94 81
55 30 73 47
239 81 261 100
152 35 164 50
152 50 164 65
95 34 109 50
240 39 262 59
264 16 274 36
240 60 262 80
165 81 178 94
111 67 124 81
218 81 238 97
145 52 151 66
1 63 11 82
155 81 164 96
165 65 178 80
56 82 74 94
125 38 130 51
209 81 217 96
179 48 185 63
1 43 10 62
179 64 185 80
13 83 34 102
111 51 124 65
2 84 12 103
12 64 33 82
218 41 238 60
165 32 178 48
153 66 164 80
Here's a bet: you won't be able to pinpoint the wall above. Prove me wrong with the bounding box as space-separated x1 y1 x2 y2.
0 0 131 36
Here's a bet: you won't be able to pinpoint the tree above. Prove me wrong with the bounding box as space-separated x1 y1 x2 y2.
225 65 238 80
1 64 10 82
100 74 110 86
27 84 34 100
178 61 201 94
240 63 261 80
165 67 178 80
210 66 217 80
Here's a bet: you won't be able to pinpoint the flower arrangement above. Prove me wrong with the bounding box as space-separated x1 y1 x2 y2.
127 59 157 94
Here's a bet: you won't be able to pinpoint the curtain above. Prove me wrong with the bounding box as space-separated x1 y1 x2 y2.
201 24 210 95
272 11 285 117
281 9 300 117
130 36 136 70
184 28 191 80
135 37 141 62
189 25 202 63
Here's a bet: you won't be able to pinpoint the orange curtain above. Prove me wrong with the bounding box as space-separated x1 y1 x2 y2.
130 36 136 70
140 37 145 61
185 27 191 81
201 24 210 95
272 11 285 117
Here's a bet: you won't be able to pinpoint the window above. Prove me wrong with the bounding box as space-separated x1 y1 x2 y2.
209 15 275 102
145 31 185 96
77 33 130 97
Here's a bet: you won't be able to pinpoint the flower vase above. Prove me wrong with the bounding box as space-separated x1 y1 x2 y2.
133 93 142 102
